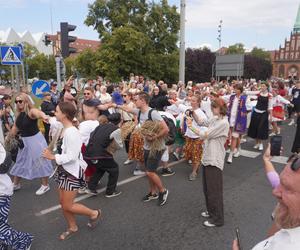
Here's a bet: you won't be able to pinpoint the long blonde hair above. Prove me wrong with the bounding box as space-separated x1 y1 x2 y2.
15 93 34 117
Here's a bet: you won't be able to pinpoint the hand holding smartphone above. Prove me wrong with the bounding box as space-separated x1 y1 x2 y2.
270 135 282 156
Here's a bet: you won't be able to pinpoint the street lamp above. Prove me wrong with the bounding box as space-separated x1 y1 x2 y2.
179 0 186 84
217 20 223 52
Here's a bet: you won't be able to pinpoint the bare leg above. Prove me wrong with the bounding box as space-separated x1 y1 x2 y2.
41 177 49 186
13 176 21 185
146 172 165 193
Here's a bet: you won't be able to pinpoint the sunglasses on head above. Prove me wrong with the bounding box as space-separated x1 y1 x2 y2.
288 154 300 171
15 100 23 104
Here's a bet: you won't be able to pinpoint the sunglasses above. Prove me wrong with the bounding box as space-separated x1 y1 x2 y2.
15 100 23 104
288 154 300 171
83 93 91 96
122 95 127 97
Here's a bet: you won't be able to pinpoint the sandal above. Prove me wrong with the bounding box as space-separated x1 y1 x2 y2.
87 209 102 229
59 229 78 240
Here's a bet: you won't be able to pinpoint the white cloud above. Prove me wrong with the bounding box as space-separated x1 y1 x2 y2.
186 0 299 29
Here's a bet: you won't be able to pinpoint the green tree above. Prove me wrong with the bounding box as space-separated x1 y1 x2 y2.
26 54 56 80
85 0 180 82
226 43 245 54
74 49 100 79
250 47 271 60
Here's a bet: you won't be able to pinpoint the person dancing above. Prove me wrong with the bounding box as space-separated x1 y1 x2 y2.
187 98 229 227
42 102 101 240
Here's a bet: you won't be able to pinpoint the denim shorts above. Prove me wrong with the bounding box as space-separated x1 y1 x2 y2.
144 149 164 172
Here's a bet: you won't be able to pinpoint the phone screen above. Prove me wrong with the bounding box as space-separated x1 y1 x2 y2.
235 227 242 250
270 135 282 156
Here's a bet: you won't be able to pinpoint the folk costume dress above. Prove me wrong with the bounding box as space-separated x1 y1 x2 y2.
248 93 272 140
10 112 53 180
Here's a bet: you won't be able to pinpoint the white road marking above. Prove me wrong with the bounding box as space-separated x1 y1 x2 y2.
271 156 289 164
239 149 261 158
35 159 185 217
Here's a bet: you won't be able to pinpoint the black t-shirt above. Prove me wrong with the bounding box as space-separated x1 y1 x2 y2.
292 88 300 104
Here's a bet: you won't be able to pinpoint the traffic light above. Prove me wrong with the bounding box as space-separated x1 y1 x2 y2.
43 35 51 46
60 22 77 58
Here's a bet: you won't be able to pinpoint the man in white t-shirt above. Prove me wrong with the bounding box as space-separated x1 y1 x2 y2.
233 154 300 250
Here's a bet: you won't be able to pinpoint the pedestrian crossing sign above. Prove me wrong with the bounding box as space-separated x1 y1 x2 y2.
0 46 22 65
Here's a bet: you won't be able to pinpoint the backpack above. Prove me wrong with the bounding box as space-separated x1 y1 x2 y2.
0 151 13 174
138 109 176 146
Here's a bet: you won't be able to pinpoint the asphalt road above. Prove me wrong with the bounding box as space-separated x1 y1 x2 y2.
8 121 297 250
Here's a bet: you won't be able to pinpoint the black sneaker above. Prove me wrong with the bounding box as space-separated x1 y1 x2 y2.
161 168 175 177
158 189 169 206
105 190 122 198
142 192 158 202
85 189 98 196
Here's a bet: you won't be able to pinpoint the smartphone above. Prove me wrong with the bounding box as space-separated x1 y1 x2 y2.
235 227 242 250
270 135 282 156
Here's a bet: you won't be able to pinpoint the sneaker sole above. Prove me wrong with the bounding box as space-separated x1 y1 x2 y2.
159 190 169 206
36 188 50 195
143 197 158 202
105 192 122 198
162 172 175 177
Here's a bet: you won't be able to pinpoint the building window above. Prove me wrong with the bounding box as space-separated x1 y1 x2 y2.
285 53 289 59
291 53 294 59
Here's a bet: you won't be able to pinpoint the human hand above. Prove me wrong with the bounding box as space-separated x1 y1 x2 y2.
42 115 49 124
186 117 193 127
42 148 55 160
232 239 239 250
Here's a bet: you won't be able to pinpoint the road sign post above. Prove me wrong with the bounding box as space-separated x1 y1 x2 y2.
0 46 22 65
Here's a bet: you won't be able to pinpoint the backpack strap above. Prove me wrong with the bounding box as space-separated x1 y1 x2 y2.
148 108 154 121
138 108 154 124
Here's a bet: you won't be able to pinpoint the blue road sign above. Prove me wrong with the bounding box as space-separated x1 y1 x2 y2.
32 80 50 99
0 46 22 65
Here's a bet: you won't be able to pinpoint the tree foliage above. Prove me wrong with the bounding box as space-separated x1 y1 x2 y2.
185 47 215 83
226 43 246 55
26 54 56 80
244 55 272 80
250 47 271 61
85 0 180 82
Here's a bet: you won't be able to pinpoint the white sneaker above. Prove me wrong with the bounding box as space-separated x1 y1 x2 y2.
13 184 21 191
124 159 134 165
173 152 180 160
253 144 259 149
35 185 50 195
240 138 247 143
188 160 192 164
133 169 146 176
288 120 295 126
233 149 240 158
258 144 263 151
201 211 210 218
78 187 86 194
227 153 233 164
203 220 217 227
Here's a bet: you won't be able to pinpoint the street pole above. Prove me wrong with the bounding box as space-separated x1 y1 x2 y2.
10 66 14 89
21 62 26 86
55 56 62 91
179 0 186 84
15 65 20 92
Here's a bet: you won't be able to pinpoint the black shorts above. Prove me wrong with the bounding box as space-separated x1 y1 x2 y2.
144 149 163 172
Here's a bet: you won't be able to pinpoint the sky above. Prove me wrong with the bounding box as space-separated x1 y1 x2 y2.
0 0 300 51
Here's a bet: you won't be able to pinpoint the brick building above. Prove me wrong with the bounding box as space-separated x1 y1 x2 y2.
49 33 100 56
273 5 300 79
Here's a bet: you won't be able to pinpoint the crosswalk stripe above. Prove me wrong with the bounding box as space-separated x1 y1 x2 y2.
239 149 261 158
271 156 289 164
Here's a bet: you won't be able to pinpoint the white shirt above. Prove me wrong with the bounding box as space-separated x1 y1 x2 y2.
252 227 300 250
201 98 213 119
165 104 180 116
79 120 99 146
185 108 208 139
55 126 86 178
0 143 13 196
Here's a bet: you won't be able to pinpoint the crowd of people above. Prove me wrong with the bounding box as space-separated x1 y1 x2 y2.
0 74 299 249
